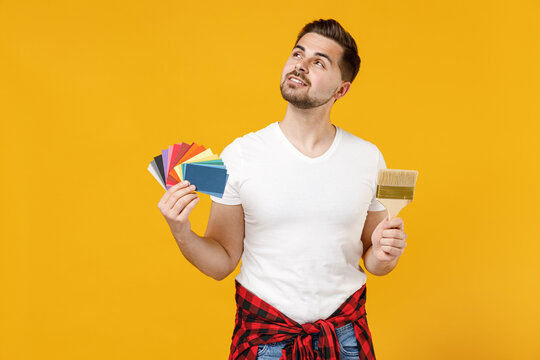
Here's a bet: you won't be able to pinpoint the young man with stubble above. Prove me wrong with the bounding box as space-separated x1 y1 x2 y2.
157 18 408 360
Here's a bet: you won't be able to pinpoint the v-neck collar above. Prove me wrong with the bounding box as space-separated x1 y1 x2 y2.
274 121 342 163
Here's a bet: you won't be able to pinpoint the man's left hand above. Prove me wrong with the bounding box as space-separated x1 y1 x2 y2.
370 215 408 263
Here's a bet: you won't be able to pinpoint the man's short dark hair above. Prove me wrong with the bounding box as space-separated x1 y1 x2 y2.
295 19 361 84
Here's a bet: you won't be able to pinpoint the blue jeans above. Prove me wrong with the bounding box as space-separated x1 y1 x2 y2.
256 322 360 360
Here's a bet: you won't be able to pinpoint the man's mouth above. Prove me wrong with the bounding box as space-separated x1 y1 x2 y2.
288 76 307 86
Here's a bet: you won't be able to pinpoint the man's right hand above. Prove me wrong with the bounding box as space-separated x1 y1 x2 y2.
157 180 199 241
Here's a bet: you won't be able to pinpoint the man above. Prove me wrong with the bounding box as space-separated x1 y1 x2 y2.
157 19 408 360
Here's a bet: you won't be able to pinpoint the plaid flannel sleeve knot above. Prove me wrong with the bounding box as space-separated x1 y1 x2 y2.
228 280 376 360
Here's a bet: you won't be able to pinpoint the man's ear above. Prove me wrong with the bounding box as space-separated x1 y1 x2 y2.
335 82 351 100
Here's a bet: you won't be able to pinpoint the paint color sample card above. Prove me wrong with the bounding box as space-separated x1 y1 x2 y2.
148 142 228 198
183 163 228 197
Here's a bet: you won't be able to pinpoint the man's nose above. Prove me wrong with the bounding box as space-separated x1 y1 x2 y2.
295 60 308 73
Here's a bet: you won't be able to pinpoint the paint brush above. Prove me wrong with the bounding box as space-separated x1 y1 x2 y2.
376 169 419 220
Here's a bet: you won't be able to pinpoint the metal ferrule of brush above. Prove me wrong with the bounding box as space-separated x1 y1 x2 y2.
376 185 415 200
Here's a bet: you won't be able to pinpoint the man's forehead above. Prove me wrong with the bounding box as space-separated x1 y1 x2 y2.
294 33 343 61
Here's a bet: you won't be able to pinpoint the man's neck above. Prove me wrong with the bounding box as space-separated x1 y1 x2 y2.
279 103 336 155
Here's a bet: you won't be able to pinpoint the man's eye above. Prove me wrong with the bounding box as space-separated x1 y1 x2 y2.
292 53 323 67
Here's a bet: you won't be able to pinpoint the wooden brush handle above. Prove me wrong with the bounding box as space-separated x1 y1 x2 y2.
377 198 412 220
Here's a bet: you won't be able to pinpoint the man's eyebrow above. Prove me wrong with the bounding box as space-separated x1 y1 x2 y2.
293 45 333 65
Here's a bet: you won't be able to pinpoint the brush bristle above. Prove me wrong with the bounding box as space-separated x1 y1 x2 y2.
377 169 419 187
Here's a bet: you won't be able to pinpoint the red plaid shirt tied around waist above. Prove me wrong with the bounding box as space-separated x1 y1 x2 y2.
229 280 376 360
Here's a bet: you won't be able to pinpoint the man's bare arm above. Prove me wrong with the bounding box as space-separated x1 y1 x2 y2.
363 243 399 276
157 181 245 281
360 210 402 276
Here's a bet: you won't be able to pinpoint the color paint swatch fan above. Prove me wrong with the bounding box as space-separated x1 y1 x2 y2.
148 142 229 198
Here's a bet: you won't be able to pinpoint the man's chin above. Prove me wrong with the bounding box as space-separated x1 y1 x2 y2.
283 97 316 109
281 94 304 105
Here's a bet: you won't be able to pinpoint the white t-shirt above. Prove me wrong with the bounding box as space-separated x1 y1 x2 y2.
210 121 387 324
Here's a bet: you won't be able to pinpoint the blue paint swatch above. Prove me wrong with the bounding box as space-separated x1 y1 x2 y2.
184 163 228 198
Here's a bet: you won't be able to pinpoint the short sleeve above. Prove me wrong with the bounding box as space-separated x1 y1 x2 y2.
209 138 243 205
368 147 387 211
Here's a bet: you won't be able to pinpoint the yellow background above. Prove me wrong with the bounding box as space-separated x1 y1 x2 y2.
1 1 539 359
